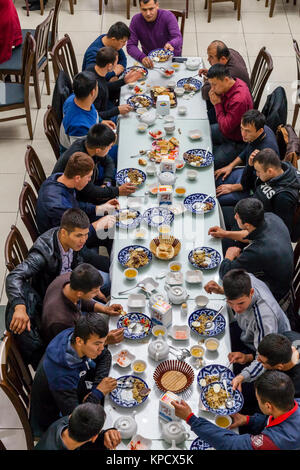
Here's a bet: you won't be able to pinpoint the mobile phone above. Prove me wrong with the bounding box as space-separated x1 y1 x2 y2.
172 57 187 63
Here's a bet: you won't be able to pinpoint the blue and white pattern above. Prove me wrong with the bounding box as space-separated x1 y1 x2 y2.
116 209 142 230
142 207 174 227
188 309 226 337
116 168 146 187
110 375 150 408
127 94 153 109
201 382 244 415
117 312 153 339
118 245 152 268
190 438 213 451
124 66 148 80
148 48 174 61
183 193 216 214
183 149 214 168
177 77 202 91
197 365 234 388
188 246 221 270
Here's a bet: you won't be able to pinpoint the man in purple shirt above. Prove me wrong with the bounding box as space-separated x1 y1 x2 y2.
127 0 182 69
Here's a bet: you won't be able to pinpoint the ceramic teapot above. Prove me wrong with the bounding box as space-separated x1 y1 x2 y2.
114 413 137 439
158 171 176 185
140 110 156 126
148 337 169 361
164 285 189 305
161 420 190 444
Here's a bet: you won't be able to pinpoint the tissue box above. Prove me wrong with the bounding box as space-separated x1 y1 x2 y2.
159 391 181 422
156 95 170 116
157 185 173 205
150 299 172 327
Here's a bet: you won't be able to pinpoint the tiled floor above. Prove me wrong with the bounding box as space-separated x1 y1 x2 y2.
0 0 299 450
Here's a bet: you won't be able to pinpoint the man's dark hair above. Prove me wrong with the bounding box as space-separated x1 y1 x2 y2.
107 22 130 40
64 152 94 179
71 312 109 344
70 263 103 293
68 403 106 442
73 71 97 99
242 109 265 131
253 148 282 171
206 63 232 80
139 0 157 4
222 269 252 300
96 47 118 68
60 208 90 234
86 123 116 149
258 334 293 366
211 40 230 60
254 370 295 411
234 198 264 227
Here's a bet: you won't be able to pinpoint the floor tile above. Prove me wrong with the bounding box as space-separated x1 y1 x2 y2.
182 32 198 57
0 429 27 450
248 55 297 83
59 30 104 55
58 9 102 31
196 33 248 59
0 140 31 174
242 11 290 33
244 33 296 57
194 11 244 33
286 11 300 35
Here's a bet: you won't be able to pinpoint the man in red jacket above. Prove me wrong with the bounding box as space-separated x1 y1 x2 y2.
207 64 253 170
0 0 22 64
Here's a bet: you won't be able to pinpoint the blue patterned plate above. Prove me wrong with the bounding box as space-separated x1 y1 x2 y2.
110 375 150 408
116 168 146 187
124 65 148 80
183 193 216 214
117 312 153 339
118 245 152 268
188 246 221 270
197 365 234 388
148 48 174 62
177 77 202 92
142 207 174 227
201 382 244 415
127 94 153 109
116 209 141 230
183 149 214 168
188 309 226 337
190 438 214 450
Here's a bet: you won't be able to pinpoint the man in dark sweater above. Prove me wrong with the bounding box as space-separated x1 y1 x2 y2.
30 313 117 437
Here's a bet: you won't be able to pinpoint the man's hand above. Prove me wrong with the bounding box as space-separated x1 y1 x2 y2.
216 184 235 197
102 120 116 131
229 413 248 430
104 429 122 450
9 305 30 334
228 352 252 365
96 199 120 216
118 182 136 196
109 76 119 82
198 68 208 78
114 64 125 76
118 104 133 115
225 246 241 261
142 56 154 69
97 377 117 395
164 42 174 52
204 280 224 295
208 90 221 105
171 399 192 420
97 290 108 304
248 149 260 166
93 215 116 232
214 165 233 181
208 225 227 239
124 69 143 83
104 304 123 316
105 328 124 345
231 374 244 392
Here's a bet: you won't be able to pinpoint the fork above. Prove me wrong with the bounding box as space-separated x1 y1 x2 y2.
186 74 199 83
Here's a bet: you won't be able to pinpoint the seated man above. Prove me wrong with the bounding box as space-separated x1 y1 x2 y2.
41 264 124 345
127 0 182 69
82 21 130 79
53 124 136 203
35 402 121 450
172 371 300 450
6 209 111 336
206 64 253 170
30 313 117 437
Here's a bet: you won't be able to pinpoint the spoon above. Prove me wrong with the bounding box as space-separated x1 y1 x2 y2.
186 74 199 82
118 283 143 295
204 306 224 331
223 379 235 409
196 194 215 213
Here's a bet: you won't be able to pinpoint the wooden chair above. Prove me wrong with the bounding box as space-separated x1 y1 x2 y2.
25 0 74 16
264 0 297 18
24 146 47 194
250 46 273 110
0 440 6 450
4 225 29 273
19 183 39 243
204 0 241 22
50 34 79 83
0 331 34 450
293 240 300 314
43 106 61 161
0 33 35 140
169 10 186 39
292 39 300 130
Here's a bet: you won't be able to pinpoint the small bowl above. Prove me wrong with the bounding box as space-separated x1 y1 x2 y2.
128 82 136 89
132 228 147 240
152 325 167 338
149 129 166 140
178 106 187 116
174 87 184 97
190 345 205 358
136 107 147 116
214 415 232 429
164 123 176 135
132 359 147 374
186 270 203 284
146 164 157 176
195 295 209 307
128 434 152 450
137 123 148 133
169 202 185 216
175 186 186 197
189 129 202 140
158 224 171 236
128 293 146 310
148 183 159 195
168 261 182 272
124 267 138 280
164 115 175 123
113 349 136 368
187 170 198 181
175 158 185 171
171 324 190 340
127 196 143 210
171 63 180 71
167 80 176 88
204 338 220 352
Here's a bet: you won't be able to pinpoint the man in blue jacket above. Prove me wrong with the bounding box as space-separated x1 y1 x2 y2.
172 371 300 450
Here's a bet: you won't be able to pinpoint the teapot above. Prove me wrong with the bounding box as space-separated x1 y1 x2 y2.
114 412 137 439
164 285 189 305
158 171 176 186
148 337 169 361
140 109 156 126
161 420 190 444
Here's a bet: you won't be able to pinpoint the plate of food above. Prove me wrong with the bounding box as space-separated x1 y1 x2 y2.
148 48 173 62
148 137 179 163
149 236 181 260
176 77 202 92
190 438 214 451
110 375 151 407
116 168 146 186
116 209 142 229
197 365 234 388
118 245 152 269
142 207 174 227
188 309 226 337
183 193 216 214
117 312 153 340
200 382 244 416
133 84 145 94
188 246 221 270
150 86 177 108
149 129 166 140
183 149 214 168
112 349 136 368
124 65 148 80
127 94 153 109
153 359 194 393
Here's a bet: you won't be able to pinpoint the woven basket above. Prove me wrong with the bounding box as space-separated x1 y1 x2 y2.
149 236 181 260
153 360 194 393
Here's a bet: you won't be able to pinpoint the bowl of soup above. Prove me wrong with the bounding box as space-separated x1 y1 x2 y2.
214 415 232 429
204 338 220 352
132 360 147 374
124 268 138 281
175 186 186 197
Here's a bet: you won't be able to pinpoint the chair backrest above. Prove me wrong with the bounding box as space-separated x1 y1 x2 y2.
19 183 39 243
21 33 36 86
49 0 63 51
0 332 34 450
169 10 186 38
24 145 47 193
50 34 79 83
34 9 54 70
43 105 61 160
4 225 29 272
250 46 273 109
293 240 300 313
293 39 300 86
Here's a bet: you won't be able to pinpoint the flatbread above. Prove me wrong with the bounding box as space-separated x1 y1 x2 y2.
160 371 187 391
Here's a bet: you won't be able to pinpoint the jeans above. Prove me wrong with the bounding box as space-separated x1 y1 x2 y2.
211 124 246 170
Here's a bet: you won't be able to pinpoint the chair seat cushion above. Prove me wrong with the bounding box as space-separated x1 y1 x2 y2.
0 83 24 107
0 44 23 73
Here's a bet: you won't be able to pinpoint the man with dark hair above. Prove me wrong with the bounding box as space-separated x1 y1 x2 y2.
35 403 121 450
127 0 182 69
30 313 117 437
82 22 131 79
206 64 253 169
171 371 300 450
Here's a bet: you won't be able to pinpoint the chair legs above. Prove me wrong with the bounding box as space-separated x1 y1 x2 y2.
25 101 33 140
269 0 276 16
186 0 189 18
44 64 51 96
25 0 30 16
32 69 41 109
99 0 102 14
40 0 44 15
206 0 241 22
69 0 74 14
127 0 130 19
292 104 300 129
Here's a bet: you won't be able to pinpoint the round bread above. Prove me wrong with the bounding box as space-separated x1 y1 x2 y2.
160 371 187 392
